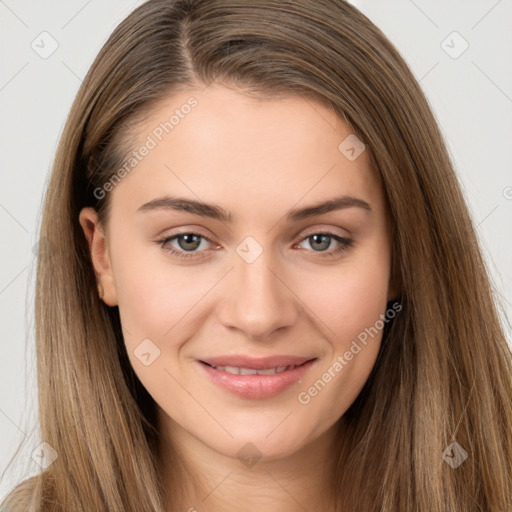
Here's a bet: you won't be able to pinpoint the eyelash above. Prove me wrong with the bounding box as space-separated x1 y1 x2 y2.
156 231 354 260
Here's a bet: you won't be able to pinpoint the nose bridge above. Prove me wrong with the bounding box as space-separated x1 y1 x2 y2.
218 240 298 339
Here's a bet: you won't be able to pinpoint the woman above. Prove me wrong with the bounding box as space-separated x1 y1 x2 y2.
2 0 511 510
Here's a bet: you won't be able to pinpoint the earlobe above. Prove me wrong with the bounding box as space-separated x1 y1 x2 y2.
78 207 118 306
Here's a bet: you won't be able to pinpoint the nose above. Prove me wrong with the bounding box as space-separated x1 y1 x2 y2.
216 249 299 340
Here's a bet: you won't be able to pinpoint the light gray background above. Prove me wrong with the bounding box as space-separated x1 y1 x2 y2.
1 0 511 500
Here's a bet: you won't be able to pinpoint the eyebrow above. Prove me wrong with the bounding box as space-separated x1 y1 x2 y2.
137 194 372 222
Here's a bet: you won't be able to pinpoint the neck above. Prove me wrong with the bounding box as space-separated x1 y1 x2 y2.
157 415 341 512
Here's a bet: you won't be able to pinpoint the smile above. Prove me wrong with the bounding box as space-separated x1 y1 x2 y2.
198 358 317 399
204 363 300 375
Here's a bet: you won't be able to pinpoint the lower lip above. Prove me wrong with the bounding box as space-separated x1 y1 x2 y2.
198 359 316 399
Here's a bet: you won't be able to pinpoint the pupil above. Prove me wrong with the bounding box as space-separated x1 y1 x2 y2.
311 234 330 251
179 234 200 251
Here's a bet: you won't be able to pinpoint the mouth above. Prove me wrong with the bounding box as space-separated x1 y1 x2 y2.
202 362 302 375
197 355 317 399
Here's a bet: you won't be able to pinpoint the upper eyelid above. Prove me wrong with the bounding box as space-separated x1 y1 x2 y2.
297 226 351 238
160 228 350 248
159 223 351 240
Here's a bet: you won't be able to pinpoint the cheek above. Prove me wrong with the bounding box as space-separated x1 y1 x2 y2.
111 248 230 388
300 246 391 346
292 247 390 416
110 236 204 336
115 267 174 336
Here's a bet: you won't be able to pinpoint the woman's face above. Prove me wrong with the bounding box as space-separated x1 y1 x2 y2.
80 84 395 462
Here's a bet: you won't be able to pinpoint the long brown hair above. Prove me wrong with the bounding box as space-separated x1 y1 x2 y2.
2 0 511 510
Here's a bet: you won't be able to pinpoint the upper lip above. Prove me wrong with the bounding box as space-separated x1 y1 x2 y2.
200 355 316 370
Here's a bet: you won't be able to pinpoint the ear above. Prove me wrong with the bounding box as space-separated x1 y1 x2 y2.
78 207 118 306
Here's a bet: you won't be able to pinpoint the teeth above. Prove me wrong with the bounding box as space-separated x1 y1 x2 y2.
211 364 298 375
256 368 277 375
239 367 258 375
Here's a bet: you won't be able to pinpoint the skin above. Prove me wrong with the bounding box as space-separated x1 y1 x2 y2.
80 84 396 512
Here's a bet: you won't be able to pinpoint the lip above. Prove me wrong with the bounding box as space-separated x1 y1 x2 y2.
197 355 317 400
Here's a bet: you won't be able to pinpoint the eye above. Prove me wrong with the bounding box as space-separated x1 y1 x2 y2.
294 232 353 257
156 230 354 260
157 232 217 259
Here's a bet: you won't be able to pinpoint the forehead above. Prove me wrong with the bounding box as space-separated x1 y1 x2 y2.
110 85 386 220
